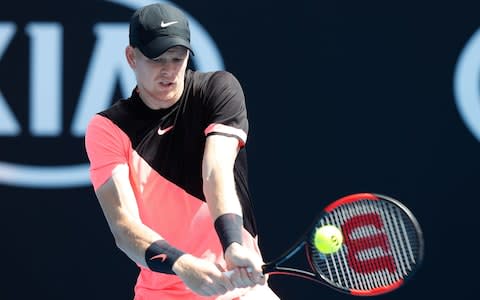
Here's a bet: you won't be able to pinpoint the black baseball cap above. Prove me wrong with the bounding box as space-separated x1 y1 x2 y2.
129 3 194 59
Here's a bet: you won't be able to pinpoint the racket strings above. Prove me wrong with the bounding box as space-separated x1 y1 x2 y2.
353 202 395 288
309 199 422 292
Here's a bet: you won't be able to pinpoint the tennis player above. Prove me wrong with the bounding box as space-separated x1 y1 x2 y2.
84 3 280 300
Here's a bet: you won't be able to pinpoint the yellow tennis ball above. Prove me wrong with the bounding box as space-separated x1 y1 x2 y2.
314 225 343 254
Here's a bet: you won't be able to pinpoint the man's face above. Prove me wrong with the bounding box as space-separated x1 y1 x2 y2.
128 46 190 109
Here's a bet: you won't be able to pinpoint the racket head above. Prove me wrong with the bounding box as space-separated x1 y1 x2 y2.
306 193 424 296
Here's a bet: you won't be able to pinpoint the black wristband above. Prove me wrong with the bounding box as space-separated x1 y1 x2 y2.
214 213 243 252
145 240 185 274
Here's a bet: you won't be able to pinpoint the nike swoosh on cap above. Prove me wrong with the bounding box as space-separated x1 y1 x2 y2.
160 21 178 27
158 125 174 135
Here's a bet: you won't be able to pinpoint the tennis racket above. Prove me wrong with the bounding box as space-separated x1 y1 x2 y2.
232 193 424 296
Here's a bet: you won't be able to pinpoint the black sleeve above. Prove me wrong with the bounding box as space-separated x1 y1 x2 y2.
203 71 249 143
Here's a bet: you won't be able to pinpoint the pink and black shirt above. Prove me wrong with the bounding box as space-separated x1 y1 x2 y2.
85 70 274 300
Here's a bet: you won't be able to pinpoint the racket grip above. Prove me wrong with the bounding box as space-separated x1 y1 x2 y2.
223 267 253 278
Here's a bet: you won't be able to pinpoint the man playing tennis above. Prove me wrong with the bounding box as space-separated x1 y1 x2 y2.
84 3 279 300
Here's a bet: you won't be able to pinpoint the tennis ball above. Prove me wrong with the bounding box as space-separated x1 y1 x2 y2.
314 225 343 254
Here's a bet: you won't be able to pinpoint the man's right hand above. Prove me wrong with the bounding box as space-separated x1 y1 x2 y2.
172 254 235 297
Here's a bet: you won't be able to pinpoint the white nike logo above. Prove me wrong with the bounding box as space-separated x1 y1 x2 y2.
160 21 178 28
157 125 174 135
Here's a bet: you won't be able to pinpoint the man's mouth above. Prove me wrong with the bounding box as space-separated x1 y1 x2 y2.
159 80 174 88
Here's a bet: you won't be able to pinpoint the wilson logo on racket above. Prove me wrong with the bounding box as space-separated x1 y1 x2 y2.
342 212 396 274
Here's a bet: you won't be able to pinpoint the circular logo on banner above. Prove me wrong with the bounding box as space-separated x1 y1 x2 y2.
0 0 224 188
454 27 480 143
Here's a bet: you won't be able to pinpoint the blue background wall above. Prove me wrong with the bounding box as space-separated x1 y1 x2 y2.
1 0 479 299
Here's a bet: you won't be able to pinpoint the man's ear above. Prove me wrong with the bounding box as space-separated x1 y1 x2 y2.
125 46 136 68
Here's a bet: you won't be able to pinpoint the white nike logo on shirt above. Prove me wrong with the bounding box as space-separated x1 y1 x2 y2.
157 125 174 135
160 21 178 28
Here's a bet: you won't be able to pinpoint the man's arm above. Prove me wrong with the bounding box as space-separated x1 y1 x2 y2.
94 164 163 265
94 163 234 296
202 135 243 218
202 135 266 287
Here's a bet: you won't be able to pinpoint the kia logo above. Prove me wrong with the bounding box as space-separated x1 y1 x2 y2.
454 27 480 143
0 0 224 188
